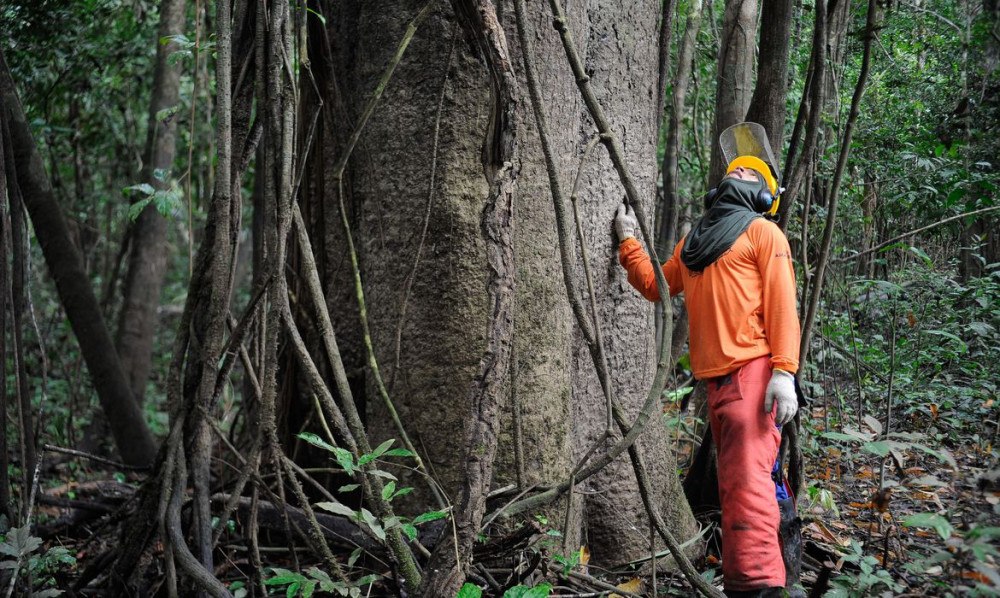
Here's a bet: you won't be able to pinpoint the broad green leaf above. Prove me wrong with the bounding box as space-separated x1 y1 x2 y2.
392 486 414 499
297 432 337 453
371 439 395 458
315 501 356 518
902 513 953 541
503 583 552 598
383 448 415 458
307 567 332 584
347 547 363 567
123 183 155 197
862 440 891 457
862 415 883 436
286 581 299 598
338 484 360 493
412 510 450 525
265 575 304 585
381 481 396 501
127 196 155 221
367 469 397 481
301 579 317 598
332 447 355 476
359 509 385 541
400 523 418 541
455 583 483 598
353 574 378 587
909 443 957 469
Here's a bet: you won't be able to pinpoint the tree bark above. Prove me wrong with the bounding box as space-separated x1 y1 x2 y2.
0 49 158 467
708 0 759 183
746 0 792 163
116 0 187 403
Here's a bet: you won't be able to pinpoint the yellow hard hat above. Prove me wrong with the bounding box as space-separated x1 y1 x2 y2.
726 155 778 195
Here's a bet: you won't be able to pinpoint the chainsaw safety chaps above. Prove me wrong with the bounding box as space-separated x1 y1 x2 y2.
708 355 786 592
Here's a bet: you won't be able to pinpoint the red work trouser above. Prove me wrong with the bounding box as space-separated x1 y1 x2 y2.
707 355 785 591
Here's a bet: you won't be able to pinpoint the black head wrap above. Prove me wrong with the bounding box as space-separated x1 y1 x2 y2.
680 176 766 272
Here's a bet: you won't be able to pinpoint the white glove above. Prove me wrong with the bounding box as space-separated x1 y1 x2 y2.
614 204 638 242
764 369 798 425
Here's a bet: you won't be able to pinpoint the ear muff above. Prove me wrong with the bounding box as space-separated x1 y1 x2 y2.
749 169 776 214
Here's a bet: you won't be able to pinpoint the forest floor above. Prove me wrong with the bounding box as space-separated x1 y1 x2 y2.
11 399 1000 597
659 401 1000 598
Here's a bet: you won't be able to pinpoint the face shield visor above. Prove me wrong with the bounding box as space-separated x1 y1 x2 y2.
719 122 783 216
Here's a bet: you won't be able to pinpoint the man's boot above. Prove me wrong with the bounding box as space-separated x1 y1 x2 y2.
778 497 806 598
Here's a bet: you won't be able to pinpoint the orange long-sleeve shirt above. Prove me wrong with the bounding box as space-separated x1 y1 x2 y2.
619 218 800 379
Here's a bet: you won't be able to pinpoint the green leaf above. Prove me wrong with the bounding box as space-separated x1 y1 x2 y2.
383 448 415 458
347 547 363 567
301 579 317 598
123 183 155 197
286 581 300 598
371 439 395 458
353 574 378 587
338 484 361 493
315 501 356 518
908 442 957 469
155 105 179 123
381 481 396 501
503 583 552 598
152 188 181 216
297 432 338 453
862 440 891 457
305 7 327 26
359 509 385 541
400 523 418 541
412 509 449 525
127 196 155 221
367 469 397 481
265 574 304 586
455 583 483 598
902 513 953 541
307 567 332 585
332 447 355 476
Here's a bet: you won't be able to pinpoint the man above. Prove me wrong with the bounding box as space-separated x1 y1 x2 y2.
614 124 801 598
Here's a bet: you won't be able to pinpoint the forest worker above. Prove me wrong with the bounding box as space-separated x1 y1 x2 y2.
613 122 802 598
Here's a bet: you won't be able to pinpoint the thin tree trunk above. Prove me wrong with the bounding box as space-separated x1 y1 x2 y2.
660 0 705 256
708 0 759 183
0 49 158 467
777 0 827 229
746 0 792 162
799 0 881 366
0 116 13 521
116 0 188 403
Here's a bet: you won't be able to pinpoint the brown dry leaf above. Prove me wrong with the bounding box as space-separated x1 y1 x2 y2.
806 521 851 546
579 545 591 568
929 403 939 419
610 578 643 597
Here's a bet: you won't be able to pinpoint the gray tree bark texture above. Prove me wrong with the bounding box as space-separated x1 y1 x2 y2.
313 0 697 565
116 0 187 403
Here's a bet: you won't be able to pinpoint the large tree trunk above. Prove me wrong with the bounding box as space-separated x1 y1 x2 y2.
569 0 699 564
310 0 698 568
116 0 187 403
0 49 158 467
